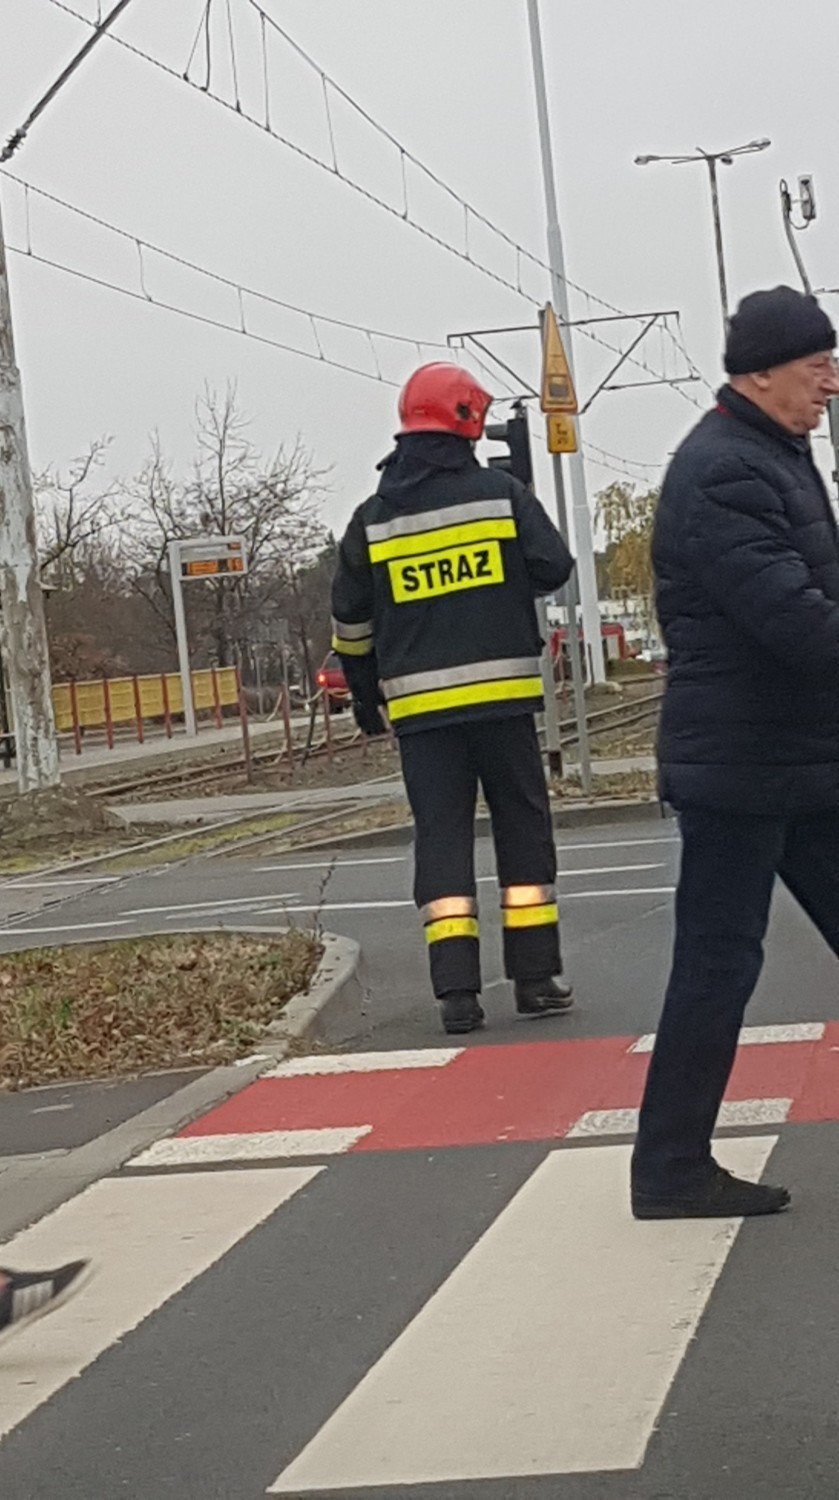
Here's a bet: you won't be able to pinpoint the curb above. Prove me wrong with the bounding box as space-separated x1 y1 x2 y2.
282 797 669 854
0 930 366 1246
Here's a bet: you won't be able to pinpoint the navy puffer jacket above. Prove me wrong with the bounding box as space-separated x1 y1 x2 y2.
654 384 839 812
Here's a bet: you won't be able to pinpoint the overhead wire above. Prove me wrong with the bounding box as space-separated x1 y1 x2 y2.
4 168 658 478
41 0 707 410
0 171 458 389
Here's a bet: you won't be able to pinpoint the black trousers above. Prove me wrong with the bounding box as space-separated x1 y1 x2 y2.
398 716 561 998
633 806 839 1191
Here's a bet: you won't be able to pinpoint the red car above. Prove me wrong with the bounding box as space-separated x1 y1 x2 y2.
317 651 350 712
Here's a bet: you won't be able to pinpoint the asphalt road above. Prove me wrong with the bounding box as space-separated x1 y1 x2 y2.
3 813 839 1498
2 811 836 1049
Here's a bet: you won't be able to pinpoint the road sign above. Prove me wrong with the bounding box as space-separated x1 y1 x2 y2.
167 535 249 737
178 536 248 580
540 303 577 414
546 412 578 454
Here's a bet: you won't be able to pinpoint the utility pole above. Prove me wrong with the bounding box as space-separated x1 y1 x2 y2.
635 139 771 337
0 192 60 793
548 453 592 794
527 0 605 686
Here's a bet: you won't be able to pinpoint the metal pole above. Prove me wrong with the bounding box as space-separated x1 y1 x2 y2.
780 180 813 294
168 540 197 737
526 0 605 686
705 155 730 333
535 595 562 778
550 453 592 795
0 191 60 792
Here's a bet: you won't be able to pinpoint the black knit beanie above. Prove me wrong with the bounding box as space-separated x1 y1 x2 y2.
724 285 836 374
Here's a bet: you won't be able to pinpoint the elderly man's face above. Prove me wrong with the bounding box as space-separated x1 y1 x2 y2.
756 351 839 435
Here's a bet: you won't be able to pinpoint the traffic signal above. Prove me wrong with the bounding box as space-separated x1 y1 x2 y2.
484 400 533 489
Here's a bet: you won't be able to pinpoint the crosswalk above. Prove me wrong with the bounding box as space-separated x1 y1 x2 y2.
0 1126 804 1499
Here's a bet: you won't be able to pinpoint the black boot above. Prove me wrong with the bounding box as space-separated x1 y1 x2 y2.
632 1161 791 1220
441 991 485 1035
514 976 574 1016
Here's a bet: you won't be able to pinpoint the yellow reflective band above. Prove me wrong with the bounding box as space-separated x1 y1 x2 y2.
502 903 559 930
388 676 542 722
389 541 504 603
425 916 480 944
369 518 517 564
331 634 373 656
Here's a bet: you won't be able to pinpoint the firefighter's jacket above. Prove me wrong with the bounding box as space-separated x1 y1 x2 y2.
330 431 575 735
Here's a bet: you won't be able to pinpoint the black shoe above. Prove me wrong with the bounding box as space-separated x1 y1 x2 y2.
632 1163 791 1221
441 992 485 1035
0 1260 91 1343
514 976 574 1016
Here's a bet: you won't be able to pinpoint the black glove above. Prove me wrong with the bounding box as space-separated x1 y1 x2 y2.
341 650 388 737
352 695 388 737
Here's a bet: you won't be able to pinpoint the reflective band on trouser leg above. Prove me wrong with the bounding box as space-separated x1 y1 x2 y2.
423 897 480 999
500 885 561 982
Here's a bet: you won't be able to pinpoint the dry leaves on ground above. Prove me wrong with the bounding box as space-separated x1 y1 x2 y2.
0 929 321 1091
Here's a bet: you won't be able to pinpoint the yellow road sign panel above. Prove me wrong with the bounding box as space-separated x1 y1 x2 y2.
546 412 578 454
541 304 578 414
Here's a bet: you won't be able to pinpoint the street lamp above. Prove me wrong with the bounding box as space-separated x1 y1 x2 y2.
634 140 771 333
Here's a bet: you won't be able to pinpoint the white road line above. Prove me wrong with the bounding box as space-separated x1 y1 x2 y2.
476 863 664 885
256 844 676 875
241 889 677 919
126 1127 369 1167
123 893 299 917
263 1048 463 1078
560 886 675 900
630 1021 826 1054
0 1166 320 1442
255 857 408 873
4 876 123 888
567 1099 792 1138
0 918 132 936
269 1137 775 1491
554 836 677 852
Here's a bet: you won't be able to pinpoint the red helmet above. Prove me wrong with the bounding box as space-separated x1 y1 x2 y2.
398 363 492 440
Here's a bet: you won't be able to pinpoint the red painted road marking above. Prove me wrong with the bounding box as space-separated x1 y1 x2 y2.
172 1024 839 1155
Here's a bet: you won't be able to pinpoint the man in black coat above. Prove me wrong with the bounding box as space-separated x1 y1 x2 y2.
632 286 839 1220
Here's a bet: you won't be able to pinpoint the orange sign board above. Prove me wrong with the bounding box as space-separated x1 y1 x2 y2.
182 556 245 578
546 412 578 454
540 304 577 414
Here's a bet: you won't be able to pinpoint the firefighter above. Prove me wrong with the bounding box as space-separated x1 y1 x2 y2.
331 362 576 1035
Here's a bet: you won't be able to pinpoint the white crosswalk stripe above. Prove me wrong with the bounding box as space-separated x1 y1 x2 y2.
0 1166 320 1442
269 1136 774 1491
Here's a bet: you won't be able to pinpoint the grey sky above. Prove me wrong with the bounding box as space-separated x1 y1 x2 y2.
2 0 839 540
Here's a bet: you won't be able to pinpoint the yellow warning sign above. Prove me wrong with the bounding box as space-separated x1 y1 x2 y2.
546 413 578 454
540 304 577 414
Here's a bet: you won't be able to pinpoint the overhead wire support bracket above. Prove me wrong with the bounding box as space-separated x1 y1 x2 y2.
447 310 700 413
2 0 136 163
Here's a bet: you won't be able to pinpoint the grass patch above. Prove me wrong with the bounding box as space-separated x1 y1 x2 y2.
103 811 300 872
0 929 322 1091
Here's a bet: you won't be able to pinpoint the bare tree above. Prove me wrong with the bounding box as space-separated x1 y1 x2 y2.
123 385 330 675
34 439 117 588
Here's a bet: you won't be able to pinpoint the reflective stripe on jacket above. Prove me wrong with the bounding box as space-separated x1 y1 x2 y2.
331 432 574 735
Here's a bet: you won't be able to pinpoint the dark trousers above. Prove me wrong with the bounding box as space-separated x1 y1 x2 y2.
398 716 561 998
633 807 839 1190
